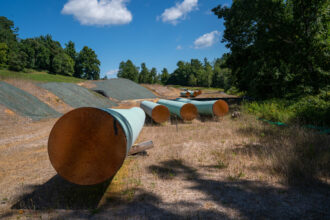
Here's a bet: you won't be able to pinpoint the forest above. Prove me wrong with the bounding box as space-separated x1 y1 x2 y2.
0 16 101 80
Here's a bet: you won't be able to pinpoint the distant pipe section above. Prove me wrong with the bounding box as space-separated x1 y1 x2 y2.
180 91 190 97
140 101 170 123
157 99 198 121
48 107 145 185
176 98 229 117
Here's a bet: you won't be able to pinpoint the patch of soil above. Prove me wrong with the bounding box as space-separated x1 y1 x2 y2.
78 81 97 89
141 84 181 98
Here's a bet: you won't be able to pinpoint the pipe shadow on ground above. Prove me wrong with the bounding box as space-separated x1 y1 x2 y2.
6 159 330 219
235 123 330 185
144 159 330 219
11 174 111 210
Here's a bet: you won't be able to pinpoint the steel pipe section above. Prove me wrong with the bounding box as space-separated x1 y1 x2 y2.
176 98 229 117
157 99 198 121
180 91 190 97
140 101 170 123
48 107 145 185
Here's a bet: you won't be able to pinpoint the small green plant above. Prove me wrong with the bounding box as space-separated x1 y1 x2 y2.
215 160 227 169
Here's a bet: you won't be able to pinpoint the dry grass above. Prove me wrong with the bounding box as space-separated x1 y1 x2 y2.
1 111 329 219
135 114 330 185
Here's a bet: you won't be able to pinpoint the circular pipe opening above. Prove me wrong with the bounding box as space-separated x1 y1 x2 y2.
151 105 170 123
48 107 127 185
212 100 229 117
180 103 198 121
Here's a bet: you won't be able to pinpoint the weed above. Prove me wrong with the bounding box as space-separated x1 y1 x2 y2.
215 160 228 169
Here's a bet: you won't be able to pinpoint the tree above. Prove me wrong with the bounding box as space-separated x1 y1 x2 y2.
8 49 27 71
117 60 139 82
52 53 74 76
188 74 197 86
139 63 150 83
0 43 8 65
213 0 329 98
64 41 77 61
75 46 100 80
203 58 213 87
150 67 157 84
0 16 18 49
160 68 170 84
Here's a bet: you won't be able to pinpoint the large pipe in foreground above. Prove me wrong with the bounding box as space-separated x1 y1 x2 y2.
176 98 229 117
48 107 145 185
140 101 170 123
157 99 198 121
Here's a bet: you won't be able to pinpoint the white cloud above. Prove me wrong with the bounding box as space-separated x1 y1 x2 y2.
194 31 220 49
62 0 132 26
159 0 198 25
106 69 119 77
176 45 183 50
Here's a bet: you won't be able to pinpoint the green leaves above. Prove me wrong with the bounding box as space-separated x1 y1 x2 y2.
213 0 329 98
75 46 100 80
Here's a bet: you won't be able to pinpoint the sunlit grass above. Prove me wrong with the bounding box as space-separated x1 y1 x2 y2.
0 68 84 83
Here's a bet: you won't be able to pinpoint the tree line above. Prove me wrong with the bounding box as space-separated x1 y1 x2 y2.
117 57 232 89
212 0 329 99
0 16 101 80
119 0 329 99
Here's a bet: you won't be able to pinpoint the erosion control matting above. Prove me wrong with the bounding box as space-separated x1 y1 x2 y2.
40 83 117 108
93 78 157 101
0 81 61 120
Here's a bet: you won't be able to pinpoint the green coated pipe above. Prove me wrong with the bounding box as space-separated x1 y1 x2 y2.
157 99 198 121
140 101 170 123
103 107 146 152
48 107 145 185
176 98 229 117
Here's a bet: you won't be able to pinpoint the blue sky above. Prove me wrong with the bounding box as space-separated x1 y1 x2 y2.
1 0 230 78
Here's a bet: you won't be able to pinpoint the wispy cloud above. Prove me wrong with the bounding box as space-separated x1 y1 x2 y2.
194 31 220 49
176 45 183 50
62 0 132 26
106 69 119 77
159 0 198 25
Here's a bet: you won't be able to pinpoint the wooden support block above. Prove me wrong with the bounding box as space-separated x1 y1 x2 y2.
128 140 154 155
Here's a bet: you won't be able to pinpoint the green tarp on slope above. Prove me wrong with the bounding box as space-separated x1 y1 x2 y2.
0 81 61 120
93 78 156 101
40 82 117 108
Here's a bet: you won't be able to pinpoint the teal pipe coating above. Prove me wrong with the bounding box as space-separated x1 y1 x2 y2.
157 99 198 121
48 107 146 185
103 107 145 153
140 101 170 123
176 98 229 116
180 91 189 97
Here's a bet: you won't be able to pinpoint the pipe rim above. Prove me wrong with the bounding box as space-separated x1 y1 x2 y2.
48 107 127 185
212 100 229 117
180 103 198 121
151 105 170 123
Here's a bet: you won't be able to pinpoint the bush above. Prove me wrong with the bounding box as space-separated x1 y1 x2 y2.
244 94 330 127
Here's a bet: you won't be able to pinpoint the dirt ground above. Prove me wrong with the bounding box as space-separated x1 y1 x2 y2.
141 84 181 99
0 105 329 219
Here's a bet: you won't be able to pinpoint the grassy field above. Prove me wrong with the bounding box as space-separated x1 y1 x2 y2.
0 68 84 83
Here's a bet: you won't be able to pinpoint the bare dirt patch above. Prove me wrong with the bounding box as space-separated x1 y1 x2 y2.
141 84 181 98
